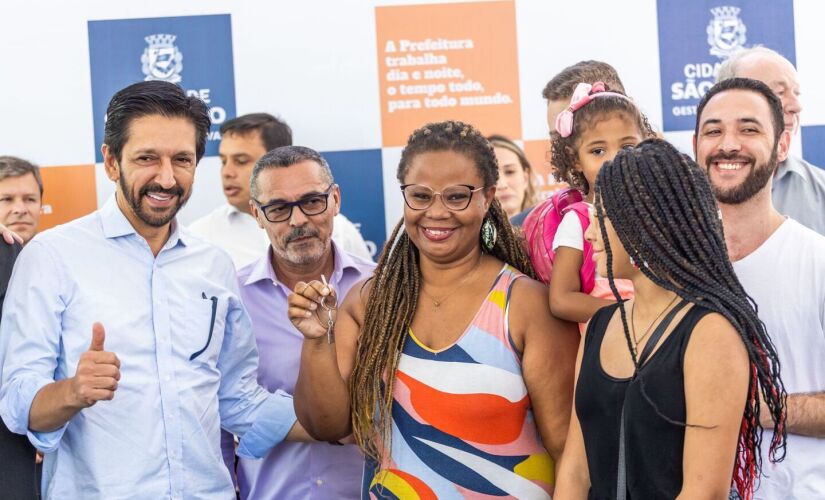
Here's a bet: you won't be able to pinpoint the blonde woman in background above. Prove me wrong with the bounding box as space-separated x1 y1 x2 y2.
488 135 537 223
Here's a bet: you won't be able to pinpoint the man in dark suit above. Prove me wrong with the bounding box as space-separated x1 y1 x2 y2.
0 153 43 498
1 240 40 499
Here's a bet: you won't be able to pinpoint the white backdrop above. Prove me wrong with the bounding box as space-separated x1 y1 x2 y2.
1 0 822 245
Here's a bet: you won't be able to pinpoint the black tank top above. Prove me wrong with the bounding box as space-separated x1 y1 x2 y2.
575 302 712 500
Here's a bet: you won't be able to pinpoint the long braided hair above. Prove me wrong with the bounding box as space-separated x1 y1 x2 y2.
349 120 535 465
594 139 786 499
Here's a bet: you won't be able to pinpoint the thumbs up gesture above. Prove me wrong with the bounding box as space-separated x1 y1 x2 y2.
70 322 121 408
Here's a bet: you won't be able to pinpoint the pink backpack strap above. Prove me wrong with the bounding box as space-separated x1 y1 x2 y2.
523 188 595 293
523 194 562 284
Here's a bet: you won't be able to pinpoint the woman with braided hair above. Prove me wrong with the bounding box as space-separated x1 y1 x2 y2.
288 120 579 498
554 139 786 500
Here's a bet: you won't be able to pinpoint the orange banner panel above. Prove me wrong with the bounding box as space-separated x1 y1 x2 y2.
376 1 521 147
39 165 97 231
523 139 567 201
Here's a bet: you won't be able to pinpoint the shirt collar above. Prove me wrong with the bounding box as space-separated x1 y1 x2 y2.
243 241 358 288
226 203 244 216
245 246 279 286
99 194 187 248
776 155 807 182
332 241 363 280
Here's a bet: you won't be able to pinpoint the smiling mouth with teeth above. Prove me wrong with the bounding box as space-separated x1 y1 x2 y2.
144 192 177 207
717 162 745 171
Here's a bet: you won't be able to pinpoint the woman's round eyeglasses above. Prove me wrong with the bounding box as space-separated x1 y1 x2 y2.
400 184 485 211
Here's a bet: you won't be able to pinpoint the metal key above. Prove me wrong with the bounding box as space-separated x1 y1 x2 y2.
326 308 335 344
320 274 335 344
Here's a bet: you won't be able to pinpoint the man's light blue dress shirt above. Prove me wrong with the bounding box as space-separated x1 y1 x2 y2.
0 197 296 499
773 155 825 236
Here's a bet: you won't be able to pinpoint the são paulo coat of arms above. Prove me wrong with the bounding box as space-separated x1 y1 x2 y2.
707 6 747 59
141 33 183 83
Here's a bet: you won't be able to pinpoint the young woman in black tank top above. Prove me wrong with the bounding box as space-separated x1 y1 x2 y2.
554 140 786 500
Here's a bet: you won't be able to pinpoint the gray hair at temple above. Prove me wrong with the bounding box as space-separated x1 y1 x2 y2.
250 146 334 199
716 46 788 82
0 156 43 195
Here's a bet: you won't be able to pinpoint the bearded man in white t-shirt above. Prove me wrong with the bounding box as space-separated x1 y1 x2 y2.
694 77 825 499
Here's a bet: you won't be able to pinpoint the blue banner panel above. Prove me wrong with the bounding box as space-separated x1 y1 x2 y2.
322 149 386 258
657 1 795 131
801 126 825 171
88 14 236 162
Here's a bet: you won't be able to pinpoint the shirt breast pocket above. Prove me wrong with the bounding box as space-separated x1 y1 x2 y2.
184 294 227 366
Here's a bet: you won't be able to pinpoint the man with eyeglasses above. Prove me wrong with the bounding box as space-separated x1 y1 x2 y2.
188 113 372 268
228 145 374 499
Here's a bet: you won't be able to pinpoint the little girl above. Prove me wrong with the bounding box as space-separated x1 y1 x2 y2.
535 82 654 324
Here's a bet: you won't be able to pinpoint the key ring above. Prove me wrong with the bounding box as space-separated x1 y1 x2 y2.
319 274 337 311
320 295 335 310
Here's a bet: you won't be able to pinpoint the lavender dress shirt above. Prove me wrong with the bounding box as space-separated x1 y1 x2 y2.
226 243 375 499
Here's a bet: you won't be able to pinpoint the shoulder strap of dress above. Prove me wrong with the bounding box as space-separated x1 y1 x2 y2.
617 299 688 500
637 299 689 367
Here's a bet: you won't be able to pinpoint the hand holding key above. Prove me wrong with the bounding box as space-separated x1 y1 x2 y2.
287 275 338 342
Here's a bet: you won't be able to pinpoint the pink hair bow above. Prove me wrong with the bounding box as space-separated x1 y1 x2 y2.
554 81 629 138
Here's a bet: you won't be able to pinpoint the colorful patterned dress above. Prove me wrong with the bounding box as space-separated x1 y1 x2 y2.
364 265 554 499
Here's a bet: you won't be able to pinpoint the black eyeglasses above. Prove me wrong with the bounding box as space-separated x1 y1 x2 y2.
254 184 335 223
400 184 485 211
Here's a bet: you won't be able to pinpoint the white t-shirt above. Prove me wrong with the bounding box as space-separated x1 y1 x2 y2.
188 204 373 269
732 218 825 499
552 210 584 252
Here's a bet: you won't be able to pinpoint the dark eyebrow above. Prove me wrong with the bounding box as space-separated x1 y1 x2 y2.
133 148 195 157
584 140 607 147
699 118 722 128
260 190 326 206
700 117 764 128
133 148 159 155
738 117 763 127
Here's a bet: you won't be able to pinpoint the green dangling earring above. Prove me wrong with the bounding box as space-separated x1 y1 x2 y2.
481 217 497 252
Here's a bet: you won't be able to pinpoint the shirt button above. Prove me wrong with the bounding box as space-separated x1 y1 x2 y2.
315 479 324 486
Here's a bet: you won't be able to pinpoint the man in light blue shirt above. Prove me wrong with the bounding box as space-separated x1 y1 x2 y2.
0 81 301 499
771 154 825 235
